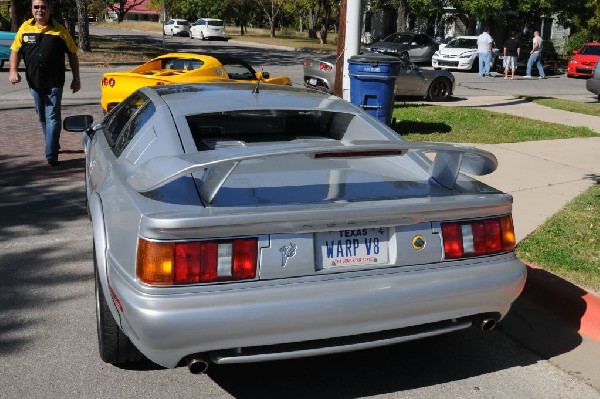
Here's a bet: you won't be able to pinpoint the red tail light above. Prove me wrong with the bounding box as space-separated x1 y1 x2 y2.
137 238 258 285
441 215 515 259
320 62 333 71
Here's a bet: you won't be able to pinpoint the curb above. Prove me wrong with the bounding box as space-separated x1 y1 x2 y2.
519 263 600 341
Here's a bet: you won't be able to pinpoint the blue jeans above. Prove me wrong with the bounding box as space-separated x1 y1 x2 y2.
526 51 545 77
478 52 492 76
29 87 63 160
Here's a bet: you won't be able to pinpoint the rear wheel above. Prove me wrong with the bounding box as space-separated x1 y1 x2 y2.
95 245 143 364
428 78 451 101
189 30 194 39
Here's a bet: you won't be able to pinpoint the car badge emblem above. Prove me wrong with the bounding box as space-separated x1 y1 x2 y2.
279 243 297 267
412 235 426 250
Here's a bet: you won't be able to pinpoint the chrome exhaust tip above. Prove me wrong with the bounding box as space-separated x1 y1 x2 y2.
187 358 209 374
478 318 497 332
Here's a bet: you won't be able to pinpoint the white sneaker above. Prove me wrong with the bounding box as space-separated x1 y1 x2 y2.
524 75 532 79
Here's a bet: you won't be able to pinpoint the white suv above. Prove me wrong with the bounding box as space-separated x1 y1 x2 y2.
190 18 227 41
163 19 190 37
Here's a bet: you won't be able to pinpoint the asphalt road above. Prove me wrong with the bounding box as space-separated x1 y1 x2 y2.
0 25 599 398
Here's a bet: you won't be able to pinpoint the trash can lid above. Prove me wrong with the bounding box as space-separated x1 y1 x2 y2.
348 52 403 65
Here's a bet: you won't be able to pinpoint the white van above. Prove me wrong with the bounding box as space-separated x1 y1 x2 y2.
190 18 227 41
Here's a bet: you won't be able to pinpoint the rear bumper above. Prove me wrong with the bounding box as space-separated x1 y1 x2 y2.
111 254 526 368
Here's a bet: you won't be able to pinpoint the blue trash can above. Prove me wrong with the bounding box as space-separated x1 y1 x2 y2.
348 53 401 125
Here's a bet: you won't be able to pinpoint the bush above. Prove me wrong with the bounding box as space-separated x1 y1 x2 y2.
563 32 591 55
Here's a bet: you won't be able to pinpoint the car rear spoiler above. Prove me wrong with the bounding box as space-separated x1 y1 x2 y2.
127 140 497 203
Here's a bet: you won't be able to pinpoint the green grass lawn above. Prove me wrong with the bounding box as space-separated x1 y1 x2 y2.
391 103 598 143
516 184 600 292
515 95 600 117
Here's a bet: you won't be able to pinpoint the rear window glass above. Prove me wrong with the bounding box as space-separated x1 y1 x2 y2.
207 20 223 27
162 58 204 70
186 110 338 150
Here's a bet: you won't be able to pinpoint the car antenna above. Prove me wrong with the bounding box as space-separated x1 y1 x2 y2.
252 68 264 94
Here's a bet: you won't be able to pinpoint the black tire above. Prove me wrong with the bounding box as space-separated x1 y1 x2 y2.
189 31 194 39
95 245 143 364
200 32 205 40
428 78 451 101
597 93 600 103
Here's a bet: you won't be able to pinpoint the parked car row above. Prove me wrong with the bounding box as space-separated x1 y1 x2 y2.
163 18 227 41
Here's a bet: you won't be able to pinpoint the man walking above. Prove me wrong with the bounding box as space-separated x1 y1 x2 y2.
525 31 546 79
477 27 494 77
8 0 81 166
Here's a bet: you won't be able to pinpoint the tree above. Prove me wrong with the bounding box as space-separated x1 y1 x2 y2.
107 0 147 22
318 0 333 44
77 0 91 51
223 0 254 35
254 0 285 37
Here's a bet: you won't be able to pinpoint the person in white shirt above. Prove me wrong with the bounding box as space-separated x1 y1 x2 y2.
477 27 494 77
525 31 546 79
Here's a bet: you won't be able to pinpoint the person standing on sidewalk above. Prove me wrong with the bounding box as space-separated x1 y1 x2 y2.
503 31 520 79
8 0 81 166
477 27 494 77
525 31 546 79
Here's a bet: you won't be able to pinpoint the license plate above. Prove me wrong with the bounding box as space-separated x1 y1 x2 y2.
316 228 389 269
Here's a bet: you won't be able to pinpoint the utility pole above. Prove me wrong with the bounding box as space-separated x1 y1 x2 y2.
333 0 346 98
335 0 362 101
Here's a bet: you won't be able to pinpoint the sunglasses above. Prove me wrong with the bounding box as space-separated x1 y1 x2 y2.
33 5 47 10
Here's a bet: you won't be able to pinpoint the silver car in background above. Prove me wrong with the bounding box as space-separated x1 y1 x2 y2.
364 32 439 63
586 62 600 101
64 82 525 374
304 55 455 101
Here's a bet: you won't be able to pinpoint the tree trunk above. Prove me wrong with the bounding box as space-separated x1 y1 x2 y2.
308 11 317 39
76 0 91 51
396 0 409 32
319 0 331 45
10 0 25 32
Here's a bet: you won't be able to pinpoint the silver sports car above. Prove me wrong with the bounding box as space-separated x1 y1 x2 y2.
304 55 455 101
64 82 525 373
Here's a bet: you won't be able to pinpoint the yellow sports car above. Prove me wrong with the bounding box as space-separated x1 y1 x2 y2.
100 53 293 112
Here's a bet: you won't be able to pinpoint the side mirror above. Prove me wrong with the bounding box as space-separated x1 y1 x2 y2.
63 115 94 132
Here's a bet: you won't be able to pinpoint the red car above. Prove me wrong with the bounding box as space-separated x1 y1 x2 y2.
567 42 600 77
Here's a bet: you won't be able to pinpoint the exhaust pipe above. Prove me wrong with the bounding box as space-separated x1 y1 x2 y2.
187 358 209 374
477 318 497 332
